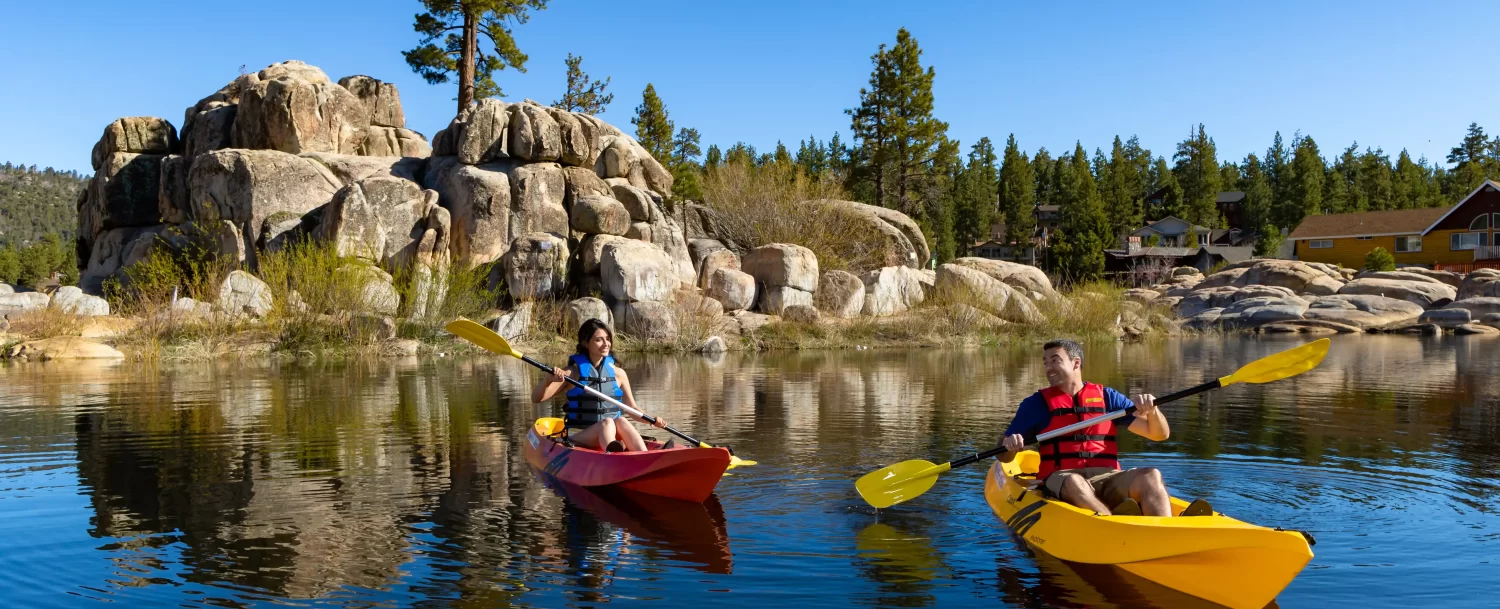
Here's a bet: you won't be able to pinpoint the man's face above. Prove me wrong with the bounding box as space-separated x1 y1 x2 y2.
1043 347 1079 387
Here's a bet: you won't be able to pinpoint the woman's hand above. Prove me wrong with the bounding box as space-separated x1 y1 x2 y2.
650 416 667 429
549 367 568 383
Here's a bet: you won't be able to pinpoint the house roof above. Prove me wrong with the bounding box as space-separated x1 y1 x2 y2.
1420 180 1500 235
1037 205 1060 213
1135 216 1212 236
1106 246 1199 258
1216 191 1247 204
1202 245 1256 262
1287 206 1452 240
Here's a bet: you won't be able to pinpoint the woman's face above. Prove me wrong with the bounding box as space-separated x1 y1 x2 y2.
586 328 611 358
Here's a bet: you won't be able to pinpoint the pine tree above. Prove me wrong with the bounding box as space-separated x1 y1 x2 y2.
953 137 999 254
1448 122 1490 166
552 53 613 114
1050 144 1110 283
1265 132 1291 227
1149 157 1183 219
404 0 549 114
724 142 756 166
1172 124 1221 227
704 144 723 171
631 84 674 163
795 135 830 178
845 28 950 222
997 135 1036 249
1357 147 1394 211
1239 154 1279 256
670 127 702 200
773 141 792 167
0 245 19 285
1032 147 1056 208
1099 136 1145 239
1325 143 1359 214
1393 150 1440 209
1286 133 1325 226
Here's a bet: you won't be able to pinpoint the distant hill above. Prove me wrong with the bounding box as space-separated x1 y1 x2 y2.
0 162 86 248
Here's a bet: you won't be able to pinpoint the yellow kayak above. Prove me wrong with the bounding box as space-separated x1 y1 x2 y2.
985 451 1314 609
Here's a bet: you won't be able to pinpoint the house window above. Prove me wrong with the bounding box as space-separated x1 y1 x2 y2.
1451 232 1489 250
1356 236 1373 240
1396 236 1422 253
1308 239 1333 249
1471 215 1490 231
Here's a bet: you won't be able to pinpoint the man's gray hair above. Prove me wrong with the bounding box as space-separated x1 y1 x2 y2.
1043 338 1083 361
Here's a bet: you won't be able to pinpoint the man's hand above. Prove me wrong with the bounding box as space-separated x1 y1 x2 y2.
1132 393 1157 416
1002 433 1027 454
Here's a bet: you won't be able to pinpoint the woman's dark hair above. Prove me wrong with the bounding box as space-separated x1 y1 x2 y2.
575 318 617 362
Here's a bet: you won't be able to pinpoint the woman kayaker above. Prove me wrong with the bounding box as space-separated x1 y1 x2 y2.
997 338 1212 517
532 318 667 452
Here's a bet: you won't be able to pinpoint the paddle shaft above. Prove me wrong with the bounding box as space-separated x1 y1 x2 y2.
946 378 1223 470
518 353 708 447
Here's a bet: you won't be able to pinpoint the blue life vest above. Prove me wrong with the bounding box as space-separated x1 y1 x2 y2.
564 354 624 429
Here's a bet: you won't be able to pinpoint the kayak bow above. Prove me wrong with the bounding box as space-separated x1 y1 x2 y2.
524 417 731 503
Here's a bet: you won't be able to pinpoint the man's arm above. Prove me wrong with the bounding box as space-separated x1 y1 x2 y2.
999 394 1045 462
1117 389 1170 441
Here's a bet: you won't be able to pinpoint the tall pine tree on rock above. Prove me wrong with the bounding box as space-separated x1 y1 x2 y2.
846 28 950 226
632 83 675 163
552 53 613 114
404 0 549 115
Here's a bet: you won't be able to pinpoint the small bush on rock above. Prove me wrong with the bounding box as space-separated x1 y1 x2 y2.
1364 247 1396 272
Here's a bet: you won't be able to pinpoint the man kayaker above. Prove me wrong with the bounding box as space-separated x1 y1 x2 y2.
532 318 667 453
998 338 1212 517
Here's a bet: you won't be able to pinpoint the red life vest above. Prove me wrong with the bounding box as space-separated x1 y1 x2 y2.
1035 382 1121 480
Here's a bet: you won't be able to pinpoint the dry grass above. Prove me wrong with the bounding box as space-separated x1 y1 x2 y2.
5 306 87 340
701 161 888 271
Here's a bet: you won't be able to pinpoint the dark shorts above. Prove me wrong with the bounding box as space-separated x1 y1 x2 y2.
1042 467 1142 508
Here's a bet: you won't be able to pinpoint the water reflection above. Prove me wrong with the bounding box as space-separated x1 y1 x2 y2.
0 334 1496 607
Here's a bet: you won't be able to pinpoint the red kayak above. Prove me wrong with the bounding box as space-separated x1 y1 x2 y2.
523 418 731 503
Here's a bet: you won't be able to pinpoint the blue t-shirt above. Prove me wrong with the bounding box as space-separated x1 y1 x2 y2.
1003 387 1137 440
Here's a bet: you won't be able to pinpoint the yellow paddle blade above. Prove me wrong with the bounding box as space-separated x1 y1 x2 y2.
1218 338 1330 387
855 459 951 509
699 442 757 468
446 318 523 359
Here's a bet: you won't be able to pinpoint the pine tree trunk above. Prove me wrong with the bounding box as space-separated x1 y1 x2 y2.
458 10 478 115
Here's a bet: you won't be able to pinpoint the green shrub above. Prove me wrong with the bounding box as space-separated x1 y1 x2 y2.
701 160 883 271
1363 247 1395 272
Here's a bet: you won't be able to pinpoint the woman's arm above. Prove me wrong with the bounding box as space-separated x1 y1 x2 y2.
531 364 575 403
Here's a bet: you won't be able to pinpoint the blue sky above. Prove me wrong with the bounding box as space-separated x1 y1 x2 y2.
2 1 1497 174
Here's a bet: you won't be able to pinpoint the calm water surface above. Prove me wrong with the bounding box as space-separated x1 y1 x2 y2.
1 336 1497 608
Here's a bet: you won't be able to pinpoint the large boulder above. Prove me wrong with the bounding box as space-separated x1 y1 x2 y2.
570 194 630 235
508 162 571 241
182 102 237 158
562 297 613 336
337 75 405 128
783 304 821 324
320 177 439 264
1211 296 1310 329
563 166 613 211
6 337 123 361
548 107 593 167
356 127 431 157
425 157 511 264
614 300 677 340
1338 277 1457 308
643 212 697 285
759 286 813 315
507 101 563 162
577 234 631 276
1303 294 1424 329
705 267 756 313
81 152 165 249
611 184 657 223
948 257 1058 299
600 239 680 303
820 200 930 268
815 270 866 319
934 263 1043 324
1238 260 1345 295
498 232 569 300
218 270 273 318
862 265 928 316
1443 297 1500 319
436 98 510 164
50 287 109 317
233 70 368 154
696 249 740 290
91 117 178 169
157 154 191 225
188 149 343 267
742 243 819 292
1355 270 1451 286
1419 308 1472 329
335 264 400 316
78 225 168 293
1458 269 1500 300
1391 267 1463 288
0 292 51 316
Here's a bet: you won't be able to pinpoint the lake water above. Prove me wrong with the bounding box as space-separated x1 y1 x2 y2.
1 335 1496 608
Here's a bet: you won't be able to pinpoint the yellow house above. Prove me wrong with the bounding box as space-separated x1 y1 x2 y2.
1289 180 1500 271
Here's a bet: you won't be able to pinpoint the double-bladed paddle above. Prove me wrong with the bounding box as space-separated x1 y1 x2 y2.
855 338 1331 509
446 318 757 469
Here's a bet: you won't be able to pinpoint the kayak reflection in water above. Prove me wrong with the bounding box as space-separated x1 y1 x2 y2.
532 318 667 452
997 338 1212 517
